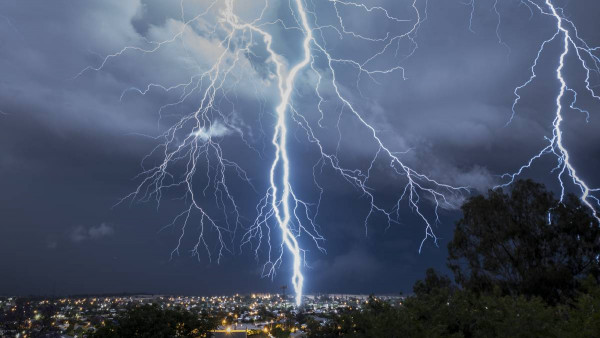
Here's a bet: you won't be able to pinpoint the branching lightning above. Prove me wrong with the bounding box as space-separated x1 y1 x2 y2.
76 0 600 306
499 0 600 222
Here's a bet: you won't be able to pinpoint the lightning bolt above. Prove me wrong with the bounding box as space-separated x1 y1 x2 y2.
260 0 313 306
499 0 600 222
73 0 600 306
71 0 564 306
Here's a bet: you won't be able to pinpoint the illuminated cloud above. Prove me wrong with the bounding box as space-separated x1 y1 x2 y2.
70 223 115 243
191 122 233 141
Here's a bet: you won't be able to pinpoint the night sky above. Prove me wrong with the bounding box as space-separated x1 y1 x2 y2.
1 0 599 297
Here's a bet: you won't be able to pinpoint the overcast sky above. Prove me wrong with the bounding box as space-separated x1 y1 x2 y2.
1 0 599 297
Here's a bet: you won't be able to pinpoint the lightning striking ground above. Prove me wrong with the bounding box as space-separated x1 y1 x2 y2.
76 0 600 306
78 0 468 306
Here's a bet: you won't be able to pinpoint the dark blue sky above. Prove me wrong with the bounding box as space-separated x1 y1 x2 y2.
0 0 599 297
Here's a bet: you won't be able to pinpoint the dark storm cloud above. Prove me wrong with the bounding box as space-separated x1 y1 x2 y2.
1 0 599 297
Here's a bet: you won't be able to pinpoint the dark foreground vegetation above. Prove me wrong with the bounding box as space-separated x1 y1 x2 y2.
92 180 600 337
306 180 600 337
2 180 598 337
92 305 217 337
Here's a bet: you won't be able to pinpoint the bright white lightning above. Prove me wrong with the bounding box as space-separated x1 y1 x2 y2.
71 0 569 306
264 0 314 306
500 0 600 222
75 0 600 305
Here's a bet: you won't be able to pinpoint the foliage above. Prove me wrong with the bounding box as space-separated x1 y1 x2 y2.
448 180 600 304
93 304 217 338
413 268 453 297
555 276 600 337
304 180 600 337
82 180 600 337
306 281 600 337
271 326 292 338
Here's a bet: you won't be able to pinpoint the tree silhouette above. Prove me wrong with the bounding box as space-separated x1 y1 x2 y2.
93 304 217 338
448 179 600 304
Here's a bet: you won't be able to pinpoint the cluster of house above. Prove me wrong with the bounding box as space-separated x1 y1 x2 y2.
0 293 403 337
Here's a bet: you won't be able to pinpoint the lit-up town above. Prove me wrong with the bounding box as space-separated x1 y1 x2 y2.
0 293 403 337
2 0 600 337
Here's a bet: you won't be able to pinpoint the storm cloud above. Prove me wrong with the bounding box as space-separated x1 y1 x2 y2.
0 0 599 297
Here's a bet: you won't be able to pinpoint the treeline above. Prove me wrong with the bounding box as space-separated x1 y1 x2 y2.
305 180 600 337
91 180 600 337
93 305 218 337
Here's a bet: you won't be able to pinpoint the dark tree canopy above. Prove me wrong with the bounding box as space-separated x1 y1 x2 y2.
303 181 600 337
413 268 453 297
93 304 217 338
448 179 600 304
